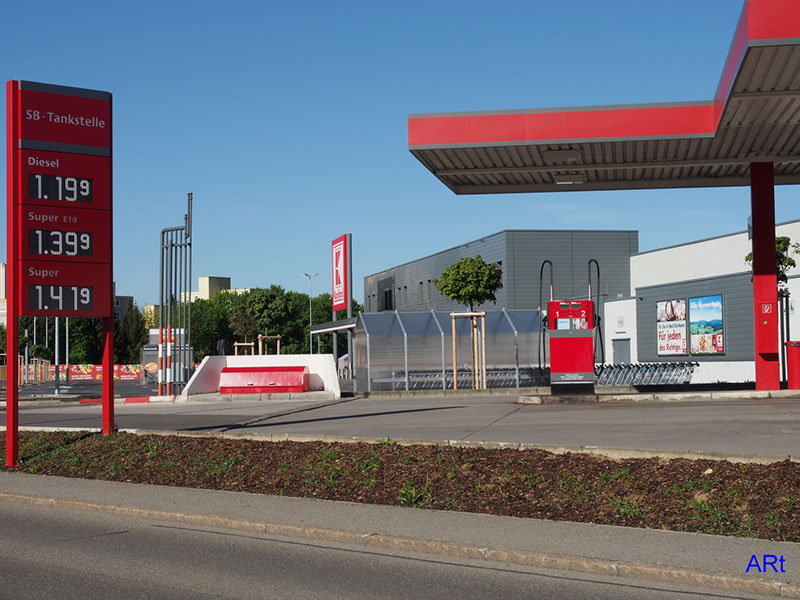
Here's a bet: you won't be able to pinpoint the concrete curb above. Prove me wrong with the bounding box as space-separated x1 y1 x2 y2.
185 391 337 402
79 396 178 405
0 491 796 598
519 389 800 404
2 425 795 464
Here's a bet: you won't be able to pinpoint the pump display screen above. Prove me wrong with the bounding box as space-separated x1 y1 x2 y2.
549 300 593 330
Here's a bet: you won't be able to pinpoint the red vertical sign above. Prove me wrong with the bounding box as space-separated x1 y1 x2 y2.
332 234 349 312
6 80 115 466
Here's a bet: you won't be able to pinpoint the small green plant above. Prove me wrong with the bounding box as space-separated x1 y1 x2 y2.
211 456 241 476
377 438 397 446
662 477 712 496
397 477 432 507
613 498 644 518
275 458 291 476
598 467 631 484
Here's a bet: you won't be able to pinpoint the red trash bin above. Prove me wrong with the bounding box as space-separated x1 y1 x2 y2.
787 341 800 389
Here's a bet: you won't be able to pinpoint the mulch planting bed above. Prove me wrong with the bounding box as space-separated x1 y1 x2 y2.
1 431 798 541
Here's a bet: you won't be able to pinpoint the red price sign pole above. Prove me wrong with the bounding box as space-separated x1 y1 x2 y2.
6 81 114 466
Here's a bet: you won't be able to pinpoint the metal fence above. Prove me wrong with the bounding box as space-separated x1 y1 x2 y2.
354 309 544 392
354 310 701 391
0 356 52 386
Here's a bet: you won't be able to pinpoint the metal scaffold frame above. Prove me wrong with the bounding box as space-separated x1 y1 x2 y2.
158 193 193 395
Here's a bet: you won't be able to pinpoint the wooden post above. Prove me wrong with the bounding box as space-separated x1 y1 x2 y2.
451 315 457 390
481 314 487 390
472 316 479 389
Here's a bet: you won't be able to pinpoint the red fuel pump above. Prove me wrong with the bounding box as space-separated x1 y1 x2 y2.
538 260 604 386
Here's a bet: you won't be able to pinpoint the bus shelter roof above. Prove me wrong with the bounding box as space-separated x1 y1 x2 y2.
408 0 800 194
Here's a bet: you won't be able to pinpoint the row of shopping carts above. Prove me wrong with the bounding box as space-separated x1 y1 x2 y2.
594 362 699 387
369 362 698 391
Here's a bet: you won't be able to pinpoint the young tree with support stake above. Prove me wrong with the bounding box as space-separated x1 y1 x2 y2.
434 256 503 389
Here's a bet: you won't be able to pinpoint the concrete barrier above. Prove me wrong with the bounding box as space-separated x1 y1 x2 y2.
183 355 340 399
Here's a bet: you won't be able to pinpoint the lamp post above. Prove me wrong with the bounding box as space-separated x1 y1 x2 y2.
303 272 318 353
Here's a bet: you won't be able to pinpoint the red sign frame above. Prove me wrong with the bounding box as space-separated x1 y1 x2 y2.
6 80 115 465
11 82 112 318
332 233 349 312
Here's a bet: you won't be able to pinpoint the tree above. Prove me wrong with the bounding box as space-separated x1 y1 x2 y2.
434 255 503 311
745 236 800 286
121 304 149 363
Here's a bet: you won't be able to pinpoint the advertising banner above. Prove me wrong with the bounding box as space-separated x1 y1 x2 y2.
331 234 348 312
656 299 687 355
49 364 142 381
689 295 725 355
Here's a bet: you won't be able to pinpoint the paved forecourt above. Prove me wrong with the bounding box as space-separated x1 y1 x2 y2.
3 394 800 460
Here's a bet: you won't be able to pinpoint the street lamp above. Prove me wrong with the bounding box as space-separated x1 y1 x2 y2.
303 272 318 353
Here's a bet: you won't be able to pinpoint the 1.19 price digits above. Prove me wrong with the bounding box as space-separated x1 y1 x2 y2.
29 285 94 311
29 229 93 257
28 174 93 202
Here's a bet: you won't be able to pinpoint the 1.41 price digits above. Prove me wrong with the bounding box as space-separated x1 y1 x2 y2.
29 285 94 311
28 174 93 202
29 229 93 257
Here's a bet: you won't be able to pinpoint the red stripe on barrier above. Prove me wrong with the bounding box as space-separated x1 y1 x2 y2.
124 397 150 403
80 398 102 405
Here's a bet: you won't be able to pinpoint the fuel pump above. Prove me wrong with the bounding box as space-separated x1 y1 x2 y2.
538 260 605 386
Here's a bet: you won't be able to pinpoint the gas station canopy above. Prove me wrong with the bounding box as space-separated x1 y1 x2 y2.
408 0 800 194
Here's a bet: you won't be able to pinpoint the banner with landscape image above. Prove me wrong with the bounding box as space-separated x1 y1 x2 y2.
689 295 724 355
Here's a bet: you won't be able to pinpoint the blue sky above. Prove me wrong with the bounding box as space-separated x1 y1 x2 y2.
2 0 797 306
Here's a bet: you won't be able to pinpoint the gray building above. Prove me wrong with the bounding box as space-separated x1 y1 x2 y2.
364 229 638 313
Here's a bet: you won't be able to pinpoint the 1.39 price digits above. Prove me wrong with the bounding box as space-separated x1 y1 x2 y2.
29 229 93 257
28 174 93 202
28 285 94 311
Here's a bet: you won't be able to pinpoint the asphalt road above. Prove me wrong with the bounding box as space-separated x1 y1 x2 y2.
0 501 774 600
4 394 800 457
2 378 157 399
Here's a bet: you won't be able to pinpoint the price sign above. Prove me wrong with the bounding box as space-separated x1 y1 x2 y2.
19 205 111 263
20 261 110 316
21 150 111 210
10 81 112 317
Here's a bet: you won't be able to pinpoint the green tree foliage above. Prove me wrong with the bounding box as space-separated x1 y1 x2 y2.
189 287 364 359
66 318 103 364
11 306 147 366
434 255 503 312
745 235 800 286
121 304 149 364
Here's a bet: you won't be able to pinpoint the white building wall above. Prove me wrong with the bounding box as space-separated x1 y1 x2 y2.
603 298 637 364
623 220 800 384
631 220 800 294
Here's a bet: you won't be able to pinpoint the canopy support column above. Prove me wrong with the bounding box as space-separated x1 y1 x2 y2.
750 162 780 391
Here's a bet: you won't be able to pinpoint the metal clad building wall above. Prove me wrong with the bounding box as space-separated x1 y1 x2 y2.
364 230 638 312
507 230 638 309
364 232 507 312
635 272 754 362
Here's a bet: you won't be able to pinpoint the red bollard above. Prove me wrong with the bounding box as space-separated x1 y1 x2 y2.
786 341 800 389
